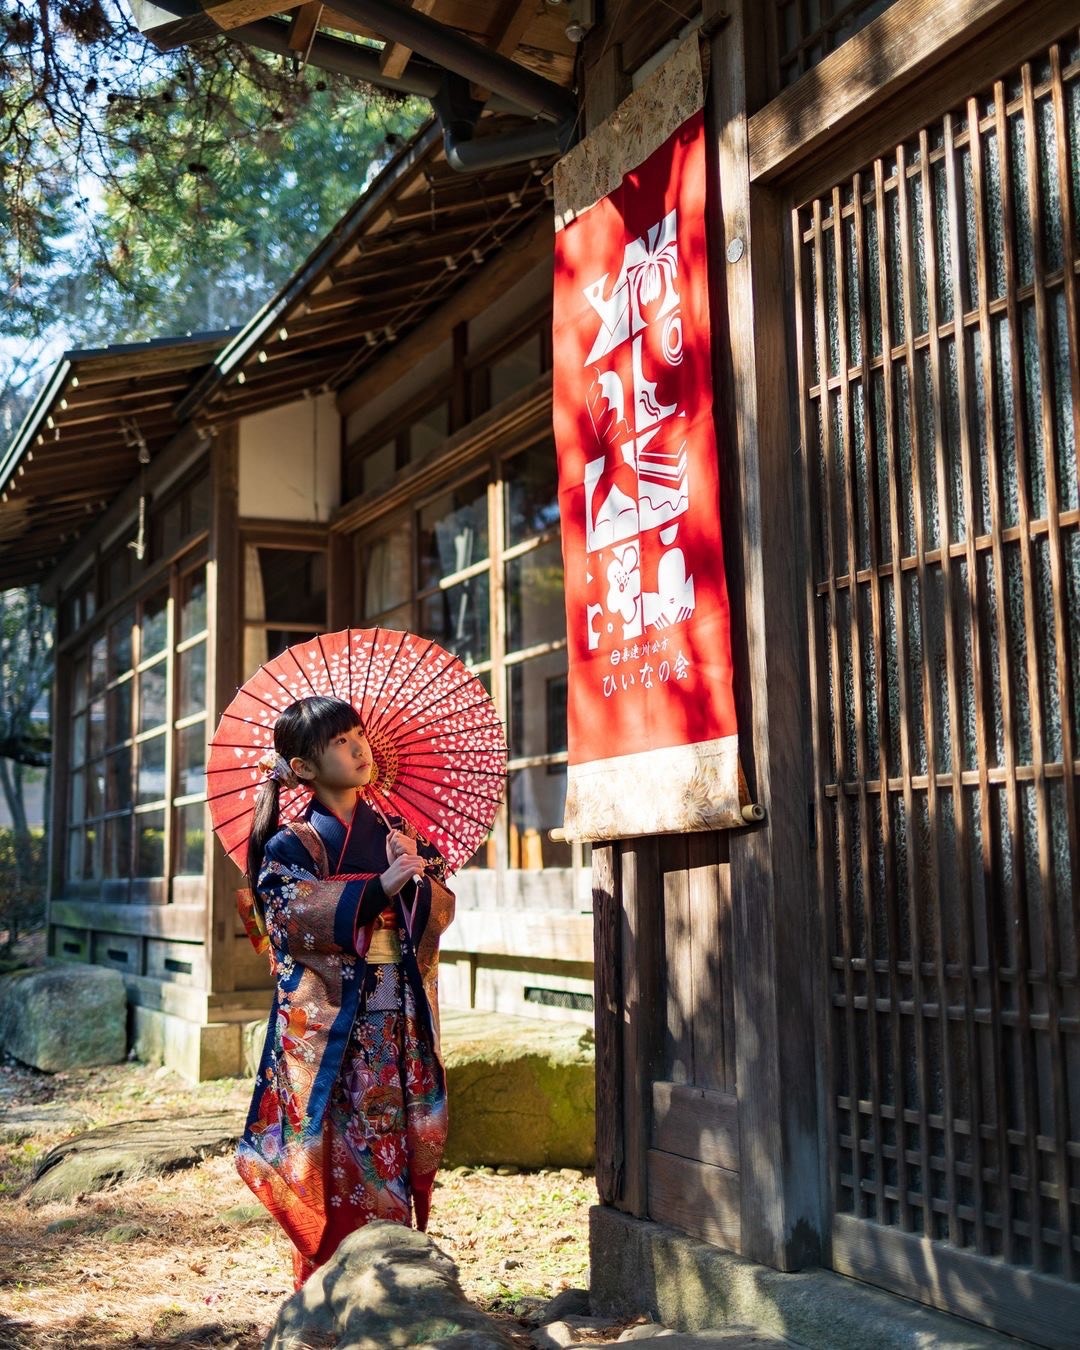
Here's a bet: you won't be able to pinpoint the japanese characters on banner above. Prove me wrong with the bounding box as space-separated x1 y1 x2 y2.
553 38 742 840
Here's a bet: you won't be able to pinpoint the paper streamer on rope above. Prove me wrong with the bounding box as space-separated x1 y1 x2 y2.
553 38 743 840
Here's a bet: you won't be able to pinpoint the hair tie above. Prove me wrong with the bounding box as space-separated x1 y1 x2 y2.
258 750 299 789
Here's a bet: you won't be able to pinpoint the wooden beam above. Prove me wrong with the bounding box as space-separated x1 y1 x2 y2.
747 0 1056 183
287 0 323 53
379 0 437 78
336 212 552 418
708 0 823 1270
469 0 539 101
491 0 537 57
50 900 207 942
832 1215 1080 1348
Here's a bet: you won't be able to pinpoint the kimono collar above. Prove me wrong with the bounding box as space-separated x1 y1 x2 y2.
305 795 353 872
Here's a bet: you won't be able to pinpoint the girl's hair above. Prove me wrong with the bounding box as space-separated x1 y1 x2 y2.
246 695 364 885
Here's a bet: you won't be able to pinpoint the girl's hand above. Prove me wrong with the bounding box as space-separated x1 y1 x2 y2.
380 852 426 897
385 829 419 865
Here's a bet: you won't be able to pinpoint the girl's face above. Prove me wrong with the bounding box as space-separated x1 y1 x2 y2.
293 726 374 791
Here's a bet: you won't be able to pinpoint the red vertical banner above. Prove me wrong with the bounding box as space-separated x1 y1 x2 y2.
554 47 742 839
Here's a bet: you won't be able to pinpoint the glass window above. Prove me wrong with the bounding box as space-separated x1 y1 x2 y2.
418 479 488 587
175 802 205 875
139 664 167 733
153 496 184 561
180 569 207 640
490 332 543 407
70 712 87 769
506 539 565 651
362 526 412 617
67 830 83 882
177 724 206 798
88 698 106 759
506 441 560 544
362 440 397 494
107 681 133 748
72 657 89 713
69 770 86 826
135 810 166 877
90 636 107 696
508 766 570 869
178 644 206 720
245 547 327 626
83 824 100 881
109 611 134 679
104 816 132 879
508 652 569 760
418 575 491 666
142 591 168 659
63 541 211 894
86 762 104 820
137 733 167 805
348 426 589 881
106 746 134 812
410 401 449 461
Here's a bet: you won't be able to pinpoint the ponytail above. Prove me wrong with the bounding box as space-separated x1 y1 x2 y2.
246 778 282 896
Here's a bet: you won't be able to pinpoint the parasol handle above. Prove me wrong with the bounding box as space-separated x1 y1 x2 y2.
366 788 422 938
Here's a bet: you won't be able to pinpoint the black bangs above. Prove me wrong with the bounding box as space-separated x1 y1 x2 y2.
275 695 364 763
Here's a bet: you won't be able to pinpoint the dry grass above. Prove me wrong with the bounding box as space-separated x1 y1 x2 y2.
0 1053 594 1349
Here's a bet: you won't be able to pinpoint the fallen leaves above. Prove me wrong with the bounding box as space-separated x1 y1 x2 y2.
0 1050 594 1348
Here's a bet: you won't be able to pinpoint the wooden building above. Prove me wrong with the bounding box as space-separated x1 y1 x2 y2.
2 0 1077 1343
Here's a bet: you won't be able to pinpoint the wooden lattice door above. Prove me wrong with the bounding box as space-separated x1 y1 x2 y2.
792 30 1079 1344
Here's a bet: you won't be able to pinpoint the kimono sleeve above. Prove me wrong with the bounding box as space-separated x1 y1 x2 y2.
258 830 386 959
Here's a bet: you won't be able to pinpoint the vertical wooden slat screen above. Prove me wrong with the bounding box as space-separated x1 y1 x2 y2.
767 0 898 96
794 31 1080 1281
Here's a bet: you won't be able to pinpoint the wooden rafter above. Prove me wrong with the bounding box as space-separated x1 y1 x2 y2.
287 1 324 54
378 0 437 78
491 0 537 57
470 0 539 102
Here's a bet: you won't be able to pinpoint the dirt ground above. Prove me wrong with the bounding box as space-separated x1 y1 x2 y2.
0 1050 595 1349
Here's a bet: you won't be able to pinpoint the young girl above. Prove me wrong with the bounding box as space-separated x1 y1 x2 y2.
236 694 454 1288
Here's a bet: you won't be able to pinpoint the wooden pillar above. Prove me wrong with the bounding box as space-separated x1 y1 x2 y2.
581 13 636 1217
326 528 353 630
592 843 623 1205
205 424 240 995
706 0 824 1270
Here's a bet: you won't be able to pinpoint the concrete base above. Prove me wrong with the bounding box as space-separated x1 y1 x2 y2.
589 1208 1023 1350
131 1005 245 1082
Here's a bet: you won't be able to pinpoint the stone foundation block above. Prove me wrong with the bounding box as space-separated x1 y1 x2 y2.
441 1009 595 1169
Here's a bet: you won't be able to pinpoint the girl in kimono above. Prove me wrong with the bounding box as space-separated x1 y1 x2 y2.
236 694 454 1288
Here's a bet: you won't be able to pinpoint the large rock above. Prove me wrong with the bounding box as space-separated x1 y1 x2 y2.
441 1010 594 1169
266 1220 514 1350
25 1110 244 1205
0 963 126 1072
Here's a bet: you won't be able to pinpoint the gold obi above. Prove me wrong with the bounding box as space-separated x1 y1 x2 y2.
365 926 401 964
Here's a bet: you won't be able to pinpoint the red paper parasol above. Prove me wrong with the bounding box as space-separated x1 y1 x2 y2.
206 628 507 874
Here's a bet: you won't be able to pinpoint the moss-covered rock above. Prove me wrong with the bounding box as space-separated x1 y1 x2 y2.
0 964 126 1072
441 1010 595 1170
267 1221 514 1349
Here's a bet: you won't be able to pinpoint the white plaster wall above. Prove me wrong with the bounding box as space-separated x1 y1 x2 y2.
237 392 340 521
